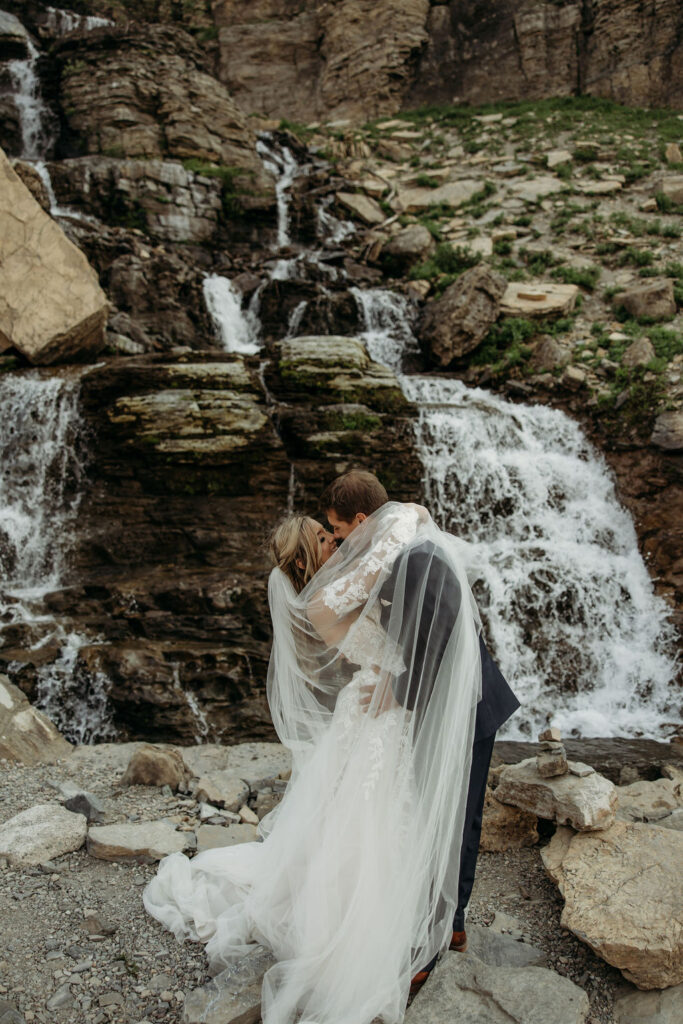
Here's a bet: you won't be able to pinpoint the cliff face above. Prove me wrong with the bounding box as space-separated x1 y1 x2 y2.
211 0 682 119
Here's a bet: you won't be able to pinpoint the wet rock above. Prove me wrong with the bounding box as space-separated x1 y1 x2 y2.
183 945 275 1020
405 950 589 1024
193 772 249 811
650 411 683 451
495 757 617 831
614 984 683 1024
542 822 683 989
120 744 192 791
87 821 195 863
0 675 72 764
0 804 87 866
480 788 539 852
381 224 435 273
196 823 259 853
418 265 507 368
614 279 676 322
0 148 108 364
501 281 578 318
622 337 656 368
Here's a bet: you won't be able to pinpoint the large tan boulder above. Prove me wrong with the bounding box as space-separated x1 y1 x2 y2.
480 788 539 852
616 777 682 824
495 757 617 831
542 822 683 989
0 675 72 764
0 148 108 364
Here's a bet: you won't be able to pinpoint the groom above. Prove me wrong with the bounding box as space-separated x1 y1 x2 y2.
320 469 520 971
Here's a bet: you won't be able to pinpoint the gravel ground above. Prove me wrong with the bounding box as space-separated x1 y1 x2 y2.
0 751 633 1024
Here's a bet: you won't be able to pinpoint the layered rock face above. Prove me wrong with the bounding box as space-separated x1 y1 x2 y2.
6 347 420 743
212 0 682 118
0 148 108 364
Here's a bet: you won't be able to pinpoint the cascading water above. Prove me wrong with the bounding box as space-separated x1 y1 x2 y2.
256 137 299 248
44 6 114 34
352 287 678 739
7 37 54 160
203 276 261 355
0 372 116 742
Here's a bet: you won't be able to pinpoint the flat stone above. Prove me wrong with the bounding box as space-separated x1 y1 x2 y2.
46 983 74 1011
86 821 195 863
577 179 623 194
500 282 578 318
537 748 569 778
480 789 539 852
196 823 258 853
0 804 87 866
63 791 107 824
465 924 544 969
650 411 683 451
547 149 572 168
0 675 72 764
496 757 617 830
335 191 385 225
405 950 588 1024
183 946 275 1022
509 175 565 202
194 772 250 812
392 179 481 213
542 822 683 989
616 778 682 823
615 983 683 1024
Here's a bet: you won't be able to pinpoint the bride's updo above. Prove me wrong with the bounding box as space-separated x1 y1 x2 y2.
270 516 325 594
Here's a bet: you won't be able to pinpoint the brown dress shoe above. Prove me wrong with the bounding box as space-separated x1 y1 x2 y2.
449 929 467 952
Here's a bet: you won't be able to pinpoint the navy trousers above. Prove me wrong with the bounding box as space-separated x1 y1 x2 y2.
453 731 496 931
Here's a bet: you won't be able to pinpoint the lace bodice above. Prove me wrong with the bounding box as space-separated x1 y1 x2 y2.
338 608 405 676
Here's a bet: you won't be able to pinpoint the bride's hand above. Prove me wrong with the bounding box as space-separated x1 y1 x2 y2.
359 677 400 716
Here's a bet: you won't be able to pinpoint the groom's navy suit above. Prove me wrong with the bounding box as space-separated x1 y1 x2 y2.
380 540 519 931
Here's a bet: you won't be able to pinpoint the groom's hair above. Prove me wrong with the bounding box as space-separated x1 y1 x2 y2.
321 470 388 522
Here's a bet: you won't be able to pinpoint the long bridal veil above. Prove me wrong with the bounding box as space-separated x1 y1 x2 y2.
144 503 482 1024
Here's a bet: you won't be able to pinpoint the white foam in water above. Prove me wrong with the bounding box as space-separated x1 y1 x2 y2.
318 197 355 245
203 276 262 355
7 38 54 160
346 289 679 739
171 665 209 743
44 6 113 33
256 136 299 247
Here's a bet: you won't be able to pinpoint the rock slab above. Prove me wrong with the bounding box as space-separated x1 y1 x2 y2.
542 822 683 989
87 821 195 863
0 804 87 866
405 949 589 1024
495 757 617 830
0 147 108 364
183 945 275 1022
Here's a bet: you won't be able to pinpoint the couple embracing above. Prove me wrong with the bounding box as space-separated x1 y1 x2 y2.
144 470 519 1024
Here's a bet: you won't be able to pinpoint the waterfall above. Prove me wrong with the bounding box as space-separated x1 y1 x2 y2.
7 37 54 160
318 197 355 245
44 6 114 34
349 288 678 740
256 137 299 248
203 276 261 355
0 372 116 742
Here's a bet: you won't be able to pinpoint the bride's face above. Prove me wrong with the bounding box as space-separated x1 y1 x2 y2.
311 520 337 565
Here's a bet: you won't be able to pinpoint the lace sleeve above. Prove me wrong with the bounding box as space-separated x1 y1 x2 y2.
339 615 406 675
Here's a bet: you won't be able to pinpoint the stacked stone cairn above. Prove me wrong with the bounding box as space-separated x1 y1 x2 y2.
536 726 568 778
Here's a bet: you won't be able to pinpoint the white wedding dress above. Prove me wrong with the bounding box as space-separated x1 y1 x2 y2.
143 504 482 1024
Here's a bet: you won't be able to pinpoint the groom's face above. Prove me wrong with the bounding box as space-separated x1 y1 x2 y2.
326 508 367 544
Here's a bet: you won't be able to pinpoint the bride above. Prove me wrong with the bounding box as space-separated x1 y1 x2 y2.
143 502 482 1024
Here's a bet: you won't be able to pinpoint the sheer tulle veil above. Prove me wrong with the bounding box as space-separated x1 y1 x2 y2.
144 502 482 1024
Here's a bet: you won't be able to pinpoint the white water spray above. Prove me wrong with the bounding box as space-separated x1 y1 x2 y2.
44 6 114 34
7 37 54 160
256 137 299 248
203 276 261 355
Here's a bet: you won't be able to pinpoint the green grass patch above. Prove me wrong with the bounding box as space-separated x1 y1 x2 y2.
552 265 601 290
409 243 480 282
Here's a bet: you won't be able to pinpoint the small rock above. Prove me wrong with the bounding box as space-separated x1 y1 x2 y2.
651 411 683 452
194 773 250 812
501 281 578 318
195 823 258 853
664 143 682 165
335 192 385 226
238 805 259 826
614 279 676 322
120 744 192 791
539 727 562 742
546 149 572 169
87 821 195 863
561 366 586 390
622 336 656 368
63 791 107 824
183 946 275 1022
531 336 570 371
537 746 569 778
46 984 74 1011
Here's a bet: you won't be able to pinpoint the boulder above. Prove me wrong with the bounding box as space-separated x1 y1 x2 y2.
120 744 192 791
0 804 87 866
392 179 481 213
480 788 539 852
194 772 250 812
0 675 72 764
418 265 507 367
655 175 683 205
615 984 683 1024
509 176 565 202
381 224 435 272
0 11 29 59
616 777 682 824
0 148 108 364
87 821 196 863
495 757 617 831
183 945 275 1022
546 149 572 169
405 950 589 1024
542 822 683 989
336 191 385 225
531 336 570 372
614 279 676 322
465 924 544 969
11 160 51 210
622 337 656 368
501 282 578 318
196 823 259 853
650 411 683 451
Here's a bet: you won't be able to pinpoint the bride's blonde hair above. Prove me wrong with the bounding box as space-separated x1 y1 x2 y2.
270 515 324 594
